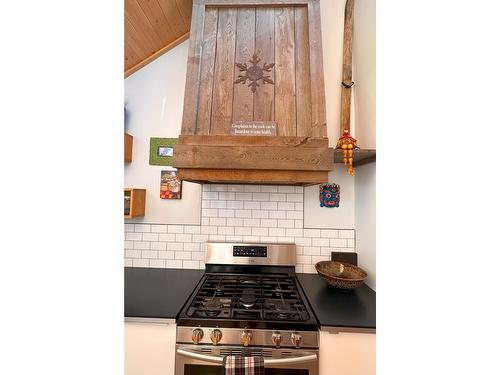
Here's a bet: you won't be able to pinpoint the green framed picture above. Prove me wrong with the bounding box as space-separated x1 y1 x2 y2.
149 137 178 166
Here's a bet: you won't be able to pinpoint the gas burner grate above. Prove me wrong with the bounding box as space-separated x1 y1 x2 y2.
186 273 310 322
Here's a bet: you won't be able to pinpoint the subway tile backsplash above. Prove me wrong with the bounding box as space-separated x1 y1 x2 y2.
124 184 355 273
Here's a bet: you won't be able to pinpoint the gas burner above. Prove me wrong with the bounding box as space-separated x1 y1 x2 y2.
240 289 257 308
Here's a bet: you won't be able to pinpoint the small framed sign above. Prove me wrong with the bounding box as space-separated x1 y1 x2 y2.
149 137 178 166
230 121 277 136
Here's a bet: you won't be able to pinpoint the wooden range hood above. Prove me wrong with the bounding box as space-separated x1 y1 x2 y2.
173 0 333 185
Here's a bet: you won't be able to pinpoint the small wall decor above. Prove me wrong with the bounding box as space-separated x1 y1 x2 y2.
149 137 178 166
160 169 182 199
234 52 275 93
319 183 340 208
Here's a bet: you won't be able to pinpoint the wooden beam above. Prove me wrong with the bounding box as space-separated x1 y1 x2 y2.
179 135 329 147
177 168 329 185
173 144 334 170
340 0 354 133
125 32 190 78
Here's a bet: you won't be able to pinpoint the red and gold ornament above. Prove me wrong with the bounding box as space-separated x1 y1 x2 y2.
336 129 358 176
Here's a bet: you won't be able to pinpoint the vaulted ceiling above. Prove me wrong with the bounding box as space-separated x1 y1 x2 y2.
125 0 193 77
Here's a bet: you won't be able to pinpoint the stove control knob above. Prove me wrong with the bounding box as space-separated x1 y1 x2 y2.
291 332 302 348
241 330 252 347
210 329 222 346
192 328 204 344
272 331 282 348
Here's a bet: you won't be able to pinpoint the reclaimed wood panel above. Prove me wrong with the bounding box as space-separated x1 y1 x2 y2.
294 6 312 137
179 135 329 147
180 1 205 134
177 168 328 185
254 8 275 121
232 8 256 122
173 144 333 170
195 7 218 134
307 0 327 137
210 8 238 134
274 7 296 136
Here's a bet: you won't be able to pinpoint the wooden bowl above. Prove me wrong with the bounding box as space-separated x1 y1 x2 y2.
315 261 367 290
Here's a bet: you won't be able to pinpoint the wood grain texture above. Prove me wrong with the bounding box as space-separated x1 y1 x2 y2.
340 0 354 133
157 0 188 37
179 135 329 147
294 6 312 137
125 32 189 77
274 7 296 136
173 144 333 170
195 7 218 134
125 13 162 57
125 41 143 71
176 0 194 29
125 0 165 50
125 0 192 75
307 0 327 137
200 0 311 5
177 168 329 185
124 133 133 163
180 2 205 134
254 8 275 121
232 8 256 122
136 0 176 44
210 8 238 134
124 188 146 218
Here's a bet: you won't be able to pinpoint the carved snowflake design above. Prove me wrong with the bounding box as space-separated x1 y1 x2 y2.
234 53 275 93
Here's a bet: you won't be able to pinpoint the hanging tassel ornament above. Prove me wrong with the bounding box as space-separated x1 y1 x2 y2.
336 129 358 175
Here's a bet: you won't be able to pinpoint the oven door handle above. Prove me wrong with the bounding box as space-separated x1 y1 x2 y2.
176 348 318 365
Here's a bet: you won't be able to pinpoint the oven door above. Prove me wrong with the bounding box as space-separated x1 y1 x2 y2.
175 344 318 375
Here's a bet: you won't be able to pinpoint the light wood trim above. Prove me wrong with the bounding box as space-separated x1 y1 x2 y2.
179 135 329 147
177 168 328 185
173 144 333 170
125 32 190 78
124 133 133 163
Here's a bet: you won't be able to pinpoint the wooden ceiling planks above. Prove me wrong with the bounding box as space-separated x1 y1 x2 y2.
124 0 193 77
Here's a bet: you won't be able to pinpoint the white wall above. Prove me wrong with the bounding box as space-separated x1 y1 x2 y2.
125 183 356 273
352 0 376 148
124 41 201 225
354 162 376 289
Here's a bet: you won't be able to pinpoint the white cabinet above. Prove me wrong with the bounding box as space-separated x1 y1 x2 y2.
319 329 376 375
125 319 176 375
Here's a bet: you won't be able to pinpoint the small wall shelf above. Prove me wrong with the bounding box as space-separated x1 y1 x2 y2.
334 149 376 167
125 133 133 163
124 188 146 218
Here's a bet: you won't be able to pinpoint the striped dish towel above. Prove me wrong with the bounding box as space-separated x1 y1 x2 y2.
223 355 264 375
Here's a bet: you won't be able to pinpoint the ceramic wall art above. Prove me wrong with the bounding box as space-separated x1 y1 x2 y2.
319 183 340 208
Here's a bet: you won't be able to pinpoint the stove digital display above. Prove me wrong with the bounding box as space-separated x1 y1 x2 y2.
233 245 267 257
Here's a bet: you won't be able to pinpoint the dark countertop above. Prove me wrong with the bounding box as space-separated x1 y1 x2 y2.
296 273 376 330
124 268 375 331
125 267 204 319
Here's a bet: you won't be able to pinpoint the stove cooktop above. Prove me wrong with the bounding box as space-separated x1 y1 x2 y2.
177 272 318 331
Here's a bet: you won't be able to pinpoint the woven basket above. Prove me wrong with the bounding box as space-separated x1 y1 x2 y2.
315 261 367 290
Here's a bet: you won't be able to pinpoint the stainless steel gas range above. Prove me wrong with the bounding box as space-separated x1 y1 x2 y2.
175 242 319 375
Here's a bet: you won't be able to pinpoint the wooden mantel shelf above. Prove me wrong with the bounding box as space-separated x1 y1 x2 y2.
334 149 376 167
